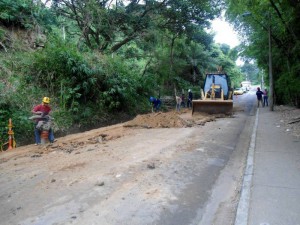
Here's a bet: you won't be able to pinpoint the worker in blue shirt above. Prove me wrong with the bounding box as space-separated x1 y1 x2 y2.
149 97 161 112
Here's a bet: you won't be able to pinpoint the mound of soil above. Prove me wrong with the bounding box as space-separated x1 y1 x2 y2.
124 109 221 128
124 112 190 128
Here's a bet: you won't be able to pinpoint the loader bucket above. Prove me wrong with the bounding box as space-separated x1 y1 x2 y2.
192 100 233 115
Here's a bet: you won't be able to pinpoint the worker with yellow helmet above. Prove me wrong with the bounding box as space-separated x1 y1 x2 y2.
31 97 55 145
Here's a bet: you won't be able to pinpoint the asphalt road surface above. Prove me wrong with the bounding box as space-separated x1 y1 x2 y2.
0 90 257 225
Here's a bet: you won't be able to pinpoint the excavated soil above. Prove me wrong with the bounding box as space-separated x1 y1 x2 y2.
2 105 298 158
0 108 232 159
124 108 230 129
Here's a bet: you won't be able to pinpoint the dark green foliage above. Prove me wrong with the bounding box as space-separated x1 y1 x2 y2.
26 35 101 112
24 35 152 117
226 0 300 107
276 70 300 106
98 55 154 113
0 0 33 27
0 107 10 149
0 0 56 29
0 102 34 148
53 0 221 53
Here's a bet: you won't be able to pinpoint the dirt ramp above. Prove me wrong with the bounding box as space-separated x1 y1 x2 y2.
124 112 190 128
124 110 221 128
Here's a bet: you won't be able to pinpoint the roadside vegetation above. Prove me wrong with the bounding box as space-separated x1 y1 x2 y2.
0 0 299 146
225 0 300 106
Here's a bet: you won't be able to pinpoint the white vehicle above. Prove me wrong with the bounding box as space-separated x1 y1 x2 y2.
241 81 251 91
241 86 247 93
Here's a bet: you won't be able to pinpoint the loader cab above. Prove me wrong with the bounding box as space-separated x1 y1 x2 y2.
203 73 231 100
208 84 222 98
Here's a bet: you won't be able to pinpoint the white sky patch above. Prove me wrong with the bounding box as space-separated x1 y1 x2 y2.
235 58 244 66
210 17 244 66
211 18 240 48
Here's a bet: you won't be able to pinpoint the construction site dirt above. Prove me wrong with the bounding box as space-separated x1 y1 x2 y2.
0 95 299 225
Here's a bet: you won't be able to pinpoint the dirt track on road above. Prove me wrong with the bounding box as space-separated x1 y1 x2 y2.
0 108 234 225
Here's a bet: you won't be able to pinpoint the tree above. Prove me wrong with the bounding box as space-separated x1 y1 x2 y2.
240 60 260 83
0 0 55 29
225 0 300 107
52 0 222 53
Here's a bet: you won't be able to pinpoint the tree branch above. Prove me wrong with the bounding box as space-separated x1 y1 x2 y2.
0 41 7 52
269 0 298 42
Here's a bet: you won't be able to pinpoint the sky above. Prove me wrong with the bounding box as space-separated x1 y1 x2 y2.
211 18 244 66
211 18 240 48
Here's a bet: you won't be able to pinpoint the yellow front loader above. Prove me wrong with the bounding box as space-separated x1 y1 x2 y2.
192 72 233 114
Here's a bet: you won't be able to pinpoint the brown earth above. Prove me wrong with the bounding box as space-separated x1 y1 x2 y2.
124 108 220 128
1 108 223 157
2 105 299 158
0 107 235 225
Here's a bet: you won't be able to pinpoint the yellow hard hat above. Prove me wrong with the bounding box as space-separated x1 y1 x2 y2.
42 97 50 104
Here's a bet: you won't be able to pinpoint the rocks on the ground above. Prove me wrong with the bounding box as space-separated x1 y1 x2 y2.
147 163 155 169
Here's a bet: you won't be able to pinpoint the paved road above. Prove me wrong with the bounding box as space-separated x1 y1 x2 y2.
0 90 259 225
196 89 257 224
154 90 257 224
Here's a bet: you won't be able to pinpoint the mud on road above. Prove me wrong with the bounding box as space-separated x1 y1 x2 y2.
1 109 224 159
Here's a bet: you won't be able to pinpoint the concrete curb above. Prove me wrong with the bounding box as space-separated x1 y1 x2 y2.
234 108 259 225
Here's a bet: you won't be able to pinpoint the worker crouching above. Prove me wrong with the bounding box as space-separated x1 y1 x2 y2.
31 97 55 145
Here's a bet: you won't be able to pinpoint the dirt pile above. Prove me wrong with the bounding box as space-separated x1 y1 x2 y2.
124 112 190 128
124 109 221 128
27 110 226 156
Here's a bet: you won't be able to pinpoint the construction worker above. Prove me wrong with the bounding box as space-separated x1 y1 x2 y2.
256 87 264 108
31 97 55 145
181 93 186 108
187 89 193 108
149 96 161 112
263 88 269 107
176 96 182 112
